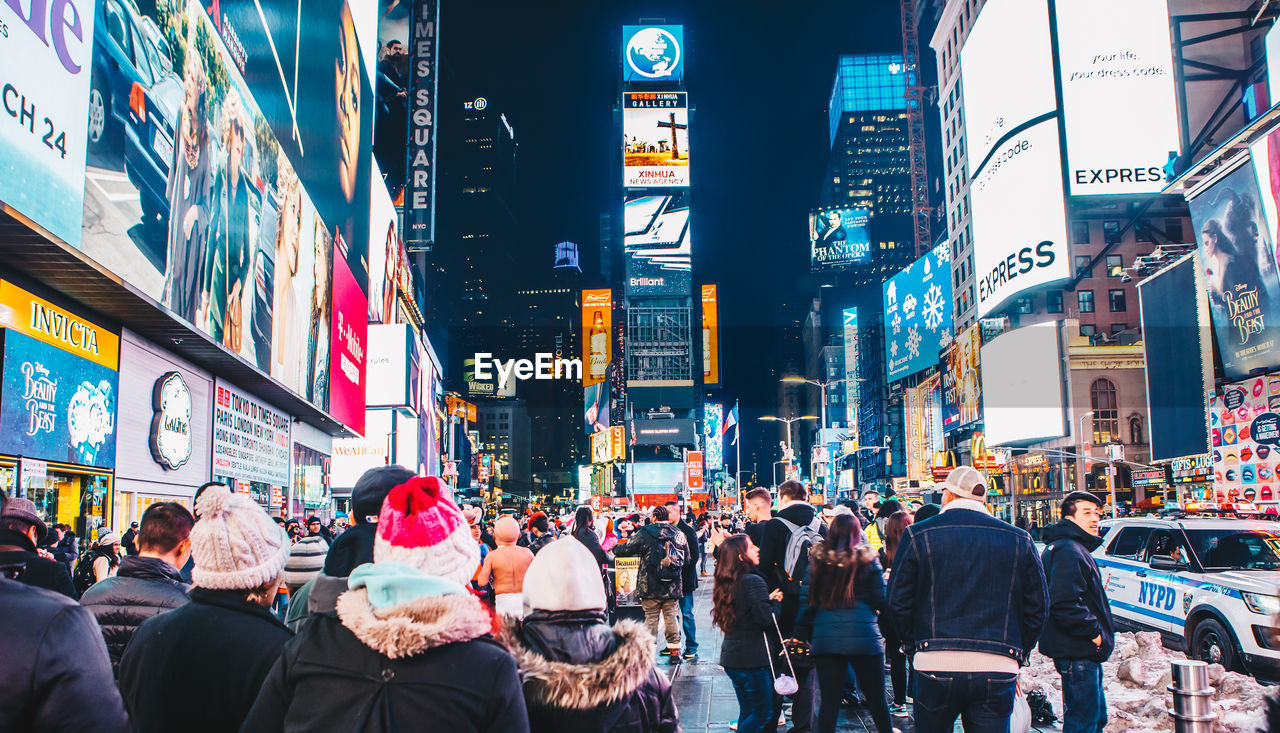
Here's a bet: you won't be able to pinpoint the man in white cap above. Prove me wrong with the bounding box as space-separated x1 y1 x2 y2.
887 465 1048 733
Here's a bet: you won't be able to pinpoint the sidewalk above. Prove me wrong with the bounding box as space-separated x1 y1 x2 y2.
664 572 915 733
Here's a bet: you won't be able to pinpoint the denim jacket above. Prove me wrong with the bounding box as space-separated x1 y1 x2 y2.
887 502 1048 663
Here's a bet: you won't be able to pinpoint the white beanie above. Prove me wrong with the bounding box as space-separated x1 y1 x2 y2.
522 537 606 613
190 485 290 590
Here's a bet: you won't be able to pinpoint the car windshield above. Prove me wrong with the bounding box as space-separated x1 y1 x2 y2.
1183 529 1280 571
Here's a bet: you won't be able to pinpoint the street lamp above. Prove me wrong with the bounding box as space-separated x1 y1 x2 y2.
759 415 817 483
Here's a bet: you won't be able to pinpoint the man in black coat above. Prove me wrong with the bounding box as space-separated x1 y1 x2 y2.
613 505 689 660
0 498 74 598
1039 491 1115 733
121 521 140 556
80 502 194 676
665 499 701 660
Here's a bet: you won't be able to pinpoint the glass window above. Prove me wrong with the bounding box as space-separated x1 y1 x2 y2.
1103 220 1121 243
1183 528 1280 570
1071 221 1090 245
1047 290 1064 313
1078 290 1095 313
1111 323 1127 334
1165 218 1185 243
1091 378 1118 442
1106 255 1123 277
1018 297 1034 314
1109 289 1127 312
1107 526 1153 559
1141 529 1191 564
1080 323 1097 337
1135 219 1153 243
1075 256 1092 279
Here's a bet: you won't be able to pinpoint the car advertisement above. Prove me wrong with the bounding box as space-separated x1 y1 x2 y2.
624 190 692 295
0 330 118 469
884 241 953 381
329 255 368 435
810 207 872 270
1189 161 1280 382
1209 376 1280 504
941 323 983 432
622 25 683 83
623 92 689 188
0 0 96 247
77 0 370 413
582 289 612 387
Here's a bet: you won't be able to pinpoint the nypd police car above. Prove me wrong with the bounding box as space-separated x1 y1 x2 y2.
1093 517 1280 678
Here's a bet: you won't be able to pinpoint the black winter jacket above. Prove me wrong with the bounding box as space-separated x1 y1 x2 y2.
0 528 75 598
0 578 130 733
240 584 528 733
572 525 610 568
795 544 886 657
888 503 1047 663
613 522 689 601
502 611 680 733
674 520 699 593
759 503 827 633
719 572 780 669
120 587 292 733
79 555 190 675
1038 519 1115 662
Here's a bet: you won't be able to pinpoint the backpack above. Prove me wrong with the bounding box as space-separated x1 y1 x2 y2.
647 528 685 585
73 548 112 597
777 517 822 595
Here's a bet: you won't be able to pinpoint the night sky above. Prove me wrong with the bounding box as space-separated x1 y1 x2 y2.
442 0 901 480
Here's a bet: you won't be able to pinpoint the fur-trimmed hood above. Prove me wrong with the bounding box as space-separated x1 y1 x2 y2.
808 540 878 568
499 618 657 710
336 586 492 658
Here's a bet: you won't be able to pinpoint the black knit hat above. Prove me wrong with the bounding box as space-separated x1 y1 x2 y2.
351 465 416 524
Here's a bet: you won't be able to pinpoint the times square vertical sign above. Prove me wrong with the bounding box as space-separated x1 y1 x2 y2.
405 0 440 251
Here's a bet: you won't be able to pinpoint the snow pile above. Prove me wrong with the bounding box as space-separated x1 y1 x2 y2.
1018 632 1270 733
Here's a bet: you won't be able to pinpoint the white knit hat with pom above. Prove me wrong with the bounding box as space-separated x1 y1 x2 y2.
191 485 291 590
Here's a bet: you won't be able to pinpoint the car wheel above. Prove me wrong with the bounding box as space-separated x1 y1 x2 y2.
1192 618 1239 671
88 74 108 147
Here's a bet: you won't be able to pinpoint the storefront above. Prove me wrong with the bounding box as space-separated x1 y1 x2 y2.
292 421 334 520
211 379 292 517
1171 454 1213 504
0 280 120 541
1131 467 1172 512
112 330 213 526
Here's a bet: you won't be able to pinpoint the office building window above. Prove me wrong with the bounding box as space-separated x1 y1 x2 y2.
1071 221 1090 244
1047 290 1064 313
1018 297 1034 314
1080 323 1097 337
1075 255 1092 278
1078 290 1095 313
1111 322 1127 334
1103 220 1121 243
1091 379 1119 443
1165 218 1184 243
1109 289 1126 312
1106 255 1123 277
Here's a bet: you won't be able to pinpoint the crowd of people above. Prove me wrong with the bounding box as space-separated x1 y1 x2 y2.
0 462 1206 733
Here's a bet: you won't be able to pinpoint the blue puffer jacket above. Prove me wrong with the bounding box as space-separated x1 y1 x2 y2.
795 543 886 657
887 502 1048 663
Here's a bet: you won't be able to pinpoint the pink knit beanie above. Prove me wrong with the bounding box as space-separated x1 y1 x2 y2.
190 485 290 590
374 476 480 586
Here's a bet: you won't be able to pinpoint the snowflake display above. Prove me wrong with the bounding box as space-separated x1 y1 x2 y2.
922 284 945 331
891 312 902 335
906 326 921 358
889 340 899 358
932 240 950 264
902 293 917 319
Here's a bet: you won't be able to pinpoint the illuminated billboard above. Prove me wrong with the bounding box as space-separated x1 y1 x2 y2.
981 322 1066 446
1189 160 1280 382
941 323 983 433
624 92 690 188
0 0 96 247
884 242 953 381
1055 0 1178 196
76 0 372 414
585 382 609 434
961 0 1069 317
368 161 399 325
624 190 692 295
843 308 859 434
702 285 720 385
704 403 724 472
628 461 686 494
622 26 684 83
905 373 944 485
583 289 613 387
810 208 872 270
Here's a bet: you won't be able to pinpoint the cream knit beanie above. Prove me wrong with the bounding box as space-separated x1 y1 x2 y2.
191 485 291 590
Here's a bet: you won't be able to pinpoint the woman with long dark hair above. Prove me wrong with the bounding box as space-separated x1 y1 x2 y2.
571 506 609 568
879 510 914 716
796 514 892 733
712 535 780 733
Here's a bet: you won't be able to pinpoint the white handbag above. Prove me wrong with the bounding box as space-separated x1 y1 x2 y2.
764 614 799 696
